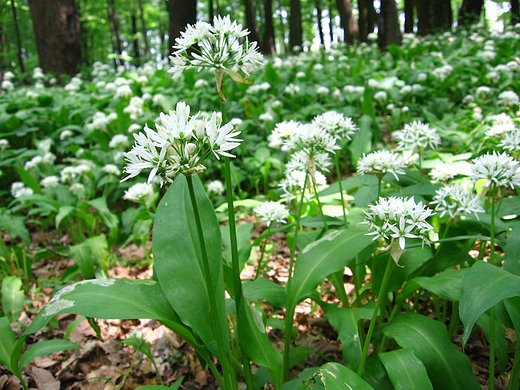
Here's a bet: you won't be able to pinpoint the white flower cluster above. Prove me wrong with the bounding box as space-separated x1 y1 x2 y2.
109 134 130 149
312 111 358 141
363 196 435 252
11 182 34 198
86 112 118 132
206 180 225 195
253 201 290 227
267 120 301 150
498 90 520 108
168 15 263 95
470 151 520 188
123 182 154 203
41 175 60 188
485 113 516 139
282 123 339 155
498 128 520 152
431 183 484 219
357 150 407 180
121 101 242 186
393 121 441 152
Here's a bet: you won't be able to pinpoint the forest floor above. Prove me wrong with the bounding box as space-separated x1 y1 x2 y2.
0 227 516 390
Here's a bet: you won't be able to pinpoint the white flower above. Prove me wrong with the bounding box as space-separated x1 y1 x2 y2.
206 180 225 195
316 85 330 95
253 201 290 227
41 175 60 188
11 182 34 198
115 85 133 98
123 182 154 203
476 86 492 97
431 183 484 219
1 80 14 92
0 139 9 151
205 111 243 160
357 150 407 181
60 130 74 140
268 120 301 150
283 123 339 155
103 164 121 175
4 71 15 80
109 134 130 149
259 112 274 122
485 113 516 138
498 128 520 152
470 151 520 189
24 156 42 170
285 83 300 95
70 183 85 195
313 111 357 141
374 91 388 101
498 90 520 107
393 121 441 151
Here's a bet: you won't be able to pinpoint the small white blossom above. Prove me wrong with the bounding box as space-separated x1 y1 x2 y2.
498 128 520 152
393 121 441 152
470 151 520 189
41 175 60 188
103 164 121 175
70 183 85 195
11 182 34 198
109 134 130 149
253 201 290 227
431 183 484 219
313 111 358 141
357 150 407 181
498 90 520 107
206 180 225 195
123 182 154 203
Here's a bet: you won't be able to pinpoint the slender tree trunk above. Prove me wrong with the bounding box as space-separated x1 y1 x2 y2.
511 0 520 25
458 0 483 28
138 0 150 59
28 0 82 76
106 0 123 66
166 0 197 54
10 0 25 73
358 0 376 41
277 0 288 52
378 0 401 49
417 0 452 35
243 0 261 44
289 0 303 49
316 0 325 46
335 0 358 43
328 0 334 45
404 0 414 33
263 0 276 55
131 10 140 65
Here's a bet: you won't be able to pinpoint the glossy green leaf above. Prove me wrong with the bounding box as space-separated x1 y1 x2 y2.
15 166 40 192
243 277 286 308
383 313 480 389
476 313 508 372
288 226 373 311
0 317 16 373
460 261 520 346
325 306 373 372
316 362 374 389
379 349 433 390
19 339 81 369
2 276 24 323
56 205 75 229
504 224 520 276
153 175 227 358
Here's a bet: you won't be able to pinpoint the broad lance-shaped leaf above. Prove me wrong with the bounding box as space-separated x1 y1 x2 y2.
153 175 228 359
19 340 81 369
315 362 374 389
288 226 373 311
460 260 520 346
383 313 480 389
379 348 433 390
0 317 16 373
2 276 24 323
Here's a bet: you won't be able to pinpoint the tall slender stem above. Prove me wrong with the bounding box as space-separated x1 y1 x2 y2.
334 153 348 228
357 253 395 378
283 172 308 383
489 182 497 390
311 173 328 231
255 225 272 280
185 175 235 390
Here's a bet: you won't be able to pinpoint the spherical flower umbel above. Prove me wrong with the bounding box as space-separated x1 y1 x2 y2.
121 101 242 186
470 151 520 189
123 182 154 203
431 183 484 219
253 201 290 227
312 111 358 141
357 150 407 181
168 15 263 102
393 121 441 152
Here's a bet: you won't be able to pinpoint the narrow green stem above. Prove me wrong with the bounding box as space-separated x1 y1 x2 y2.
357 254 395 378
378 177 382 198
509 335 520 390
283 173 308 383
489 182 497 390
311 173 328 231
334 153 348 228
255 225 272 280
186 175 234 390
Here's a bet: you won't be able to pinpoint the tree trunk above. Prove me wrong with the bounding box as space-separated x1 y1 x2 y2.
289 0 303 49
328 0 334 44
263 0 276 55
378 0 401 49
243 0 261 44
458 0 483 28
131 10 140 65
511 0 520 25
335 0 358 43
138 0 150 59
417 0 452 35
404 0 414 33
106 0 123 66
28 0 82 76
166 0 197 54
316 0 325 46
10 0 25 73
358 0 377 41
209 0 214 22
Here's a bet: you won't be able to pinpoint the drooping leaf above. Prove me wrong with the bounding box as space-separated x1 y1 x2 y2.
379 349 433 390
243 277 286 308
19 340 81 369
2 276 24 323
0 317 16 373
504 224 520 276
315 362 374 389
383 313 480 389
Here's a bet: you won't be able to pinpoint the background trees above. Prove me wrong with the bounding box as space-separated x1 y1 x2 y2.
0 0 519 79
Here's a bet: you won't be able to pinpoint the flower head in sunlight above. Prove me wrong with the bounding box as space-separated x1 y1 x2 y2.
393 121 441 152
123 182 154 203
431 183 484 219
357 150 407 181
253 201 290 227
313 111 358 141
470 151 520 189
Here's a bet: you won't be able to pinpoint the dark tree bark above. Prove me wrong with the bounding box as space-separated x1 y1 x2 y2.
512 0 520 25
458 0 484 28
10 0 25 73
106 0 123 66
358 0 378 41
138 0 150 59
316 0 325 46
289 0 303 49
404 0 414 33
417 0 452 35
328 0 334 44
28 0 82 76
209 0 214 22
166 0 197 54
131 10 140 65
335 0 358 43
262 0 276 55
243 0 261 44
378 0 401 49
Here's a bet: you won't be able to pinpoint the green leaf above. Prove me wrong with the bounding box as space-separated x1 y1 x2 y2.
0 317 16 373
288 226 373 311
0 213 30 244
316 362 374 389
475 313 508 372
350 115 373 166
56 205 75 229
460 261 520 346
325 306 373 372
383 313 480 389
19 339 81 369
2 276 24 323
504 224 520 276
152 175 227 359
122 336 154 363
243 277 286 308
379 349 433 390
15 166 40 192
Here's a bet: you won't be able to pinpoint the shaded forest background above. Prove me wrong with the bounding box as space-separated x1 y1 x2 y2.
0 0 519 81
